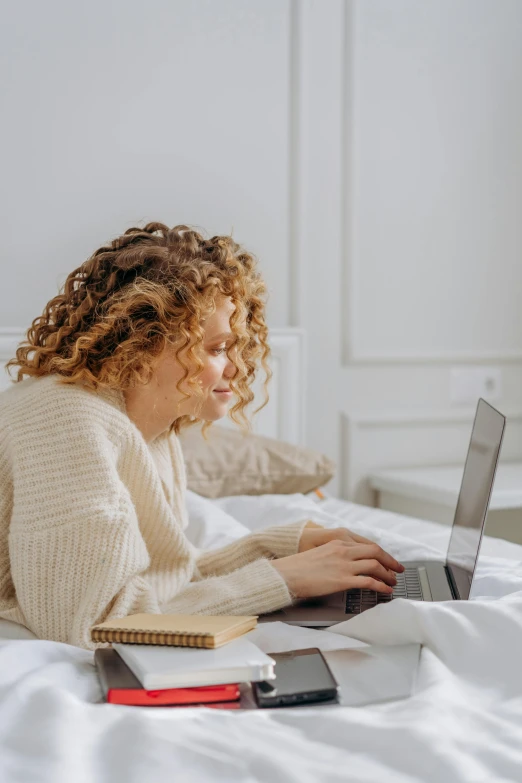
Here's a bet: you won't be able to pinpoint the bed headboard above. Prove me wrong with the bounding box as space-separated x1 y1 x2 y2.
0 329 22 394
0 326 306 445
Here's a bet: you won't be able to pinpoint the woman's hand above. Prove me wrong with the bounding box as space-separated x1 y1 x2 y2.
272 540 405 600
298 524 376 553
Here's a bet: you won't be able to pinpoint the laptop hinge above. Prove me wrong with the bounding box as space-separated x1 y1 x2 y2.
445 565 460 599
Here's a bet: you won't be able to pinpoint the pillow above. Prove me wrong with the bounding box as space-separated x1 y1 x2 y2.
179 424 335 498
185 489 251 549
0 618 37 640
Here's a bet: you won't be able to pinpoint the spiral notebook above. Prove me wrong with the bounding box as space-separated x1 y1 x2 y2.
91 613 258 648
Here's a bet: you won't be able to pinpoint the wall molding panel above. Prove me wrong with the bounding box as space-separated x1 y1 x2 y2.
340 0 355 367
344 351 522 366
221 327 306 445
339 1 522 367
287 0 305 330
345 408 522 428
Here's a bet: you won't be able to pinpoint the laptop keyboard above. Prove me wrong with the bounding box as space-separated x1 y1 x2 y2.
345 568 423 614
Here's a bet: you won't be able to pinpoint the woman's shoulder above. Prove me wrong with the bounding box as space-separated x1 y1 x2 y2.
0 374 133 445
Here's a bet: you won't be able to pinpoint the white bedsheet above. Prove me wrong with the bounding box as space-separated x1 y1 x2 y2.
1 492 522 783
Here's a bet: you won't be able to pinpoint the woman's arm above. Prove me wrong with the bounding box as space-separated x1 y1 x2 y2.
8 423 164 650
10 509 162 649
163 557 292 616
195 520 310 577
9 416 296 648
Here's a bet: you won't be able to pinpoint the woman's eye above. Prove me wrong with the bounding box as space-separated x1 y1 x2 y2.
211 347 226 355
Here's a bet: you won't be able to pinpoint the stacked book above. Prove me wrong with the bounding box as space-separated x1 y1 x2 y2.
92 613 273 708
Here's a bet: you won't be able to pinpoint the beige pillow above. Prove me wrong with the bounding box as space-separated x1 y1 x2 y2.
179 424 335 498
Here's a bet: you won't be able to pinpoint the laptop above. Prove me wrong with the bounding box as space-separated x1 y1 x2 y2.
260 398 505 627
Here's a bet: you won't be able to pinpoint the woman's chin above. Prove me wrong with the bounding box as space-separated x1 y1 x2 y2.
202 405 229 422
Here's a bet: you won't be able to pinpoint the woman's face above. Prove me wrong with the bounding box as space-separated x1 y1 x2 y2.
124 296 240 441
164 295 239 421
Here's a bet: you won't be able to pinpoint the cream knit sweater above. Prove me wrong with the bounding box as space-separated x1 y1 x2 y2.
0 374 307 650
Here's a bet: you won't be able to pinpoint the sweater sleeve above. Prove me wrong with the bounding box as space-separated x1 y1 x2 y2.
10 504 295 647
196 520 309 577
162 557 294 616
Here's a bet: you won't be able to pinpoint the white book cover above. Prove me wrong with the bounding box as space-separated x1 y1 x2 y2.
113 636 275 690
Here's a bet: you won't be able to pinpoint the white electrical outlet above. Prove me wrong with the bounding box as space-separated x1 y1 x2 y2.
450 367 502 405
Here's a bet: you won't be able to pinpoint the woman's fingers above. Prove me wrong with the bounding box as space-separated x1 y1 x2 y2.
345 531 375 545
348 575 394 594
325 535 404 573
350 558 397 586
348 542 404 573
273 538 404 601
328 528 373 546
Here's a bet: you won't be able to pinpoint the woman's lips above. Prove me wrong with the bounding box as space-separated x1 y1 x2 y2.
213 389 232 396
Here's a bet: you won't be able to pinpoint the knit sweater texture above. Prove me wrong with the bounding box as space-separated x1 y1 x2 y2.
0 375 307 649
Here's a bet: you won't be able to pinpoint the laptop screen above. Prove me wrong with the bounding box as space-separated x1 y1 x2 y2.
446 398 505 599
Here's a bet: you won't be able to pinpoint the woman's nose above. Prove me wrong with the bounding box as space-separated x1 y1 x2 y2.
223 357 236 378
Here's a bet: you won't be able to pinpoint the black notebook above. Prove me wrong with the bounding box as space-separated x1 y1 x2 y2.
94 648 240 707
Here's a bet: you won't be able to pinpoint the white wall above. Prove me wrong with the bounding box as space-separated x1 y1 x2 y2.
1 0 522 502
339 0 522 502
348 0 522 361
0 0 291 327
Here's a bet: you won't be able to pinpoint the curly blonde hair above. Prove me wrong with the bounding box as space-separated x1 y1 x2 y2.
6 222 272 435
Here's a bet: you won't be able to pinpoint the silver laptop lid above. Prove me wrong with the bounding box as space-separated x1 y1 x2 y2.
446 398 506 599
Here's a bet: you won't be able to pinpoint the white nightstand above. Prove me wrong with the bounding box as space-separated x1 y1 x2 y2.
369 462 522 545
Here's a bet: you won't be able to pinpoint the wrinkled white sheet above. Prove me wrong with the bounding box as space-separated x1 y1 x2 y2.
1 491 522 783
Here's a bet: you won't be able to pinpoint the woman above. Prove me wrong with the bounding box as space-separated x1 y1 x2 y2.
0 223 403 649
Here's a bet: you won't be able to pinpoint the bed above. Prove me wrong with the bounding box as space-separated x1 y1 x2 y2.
1 488 522 783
